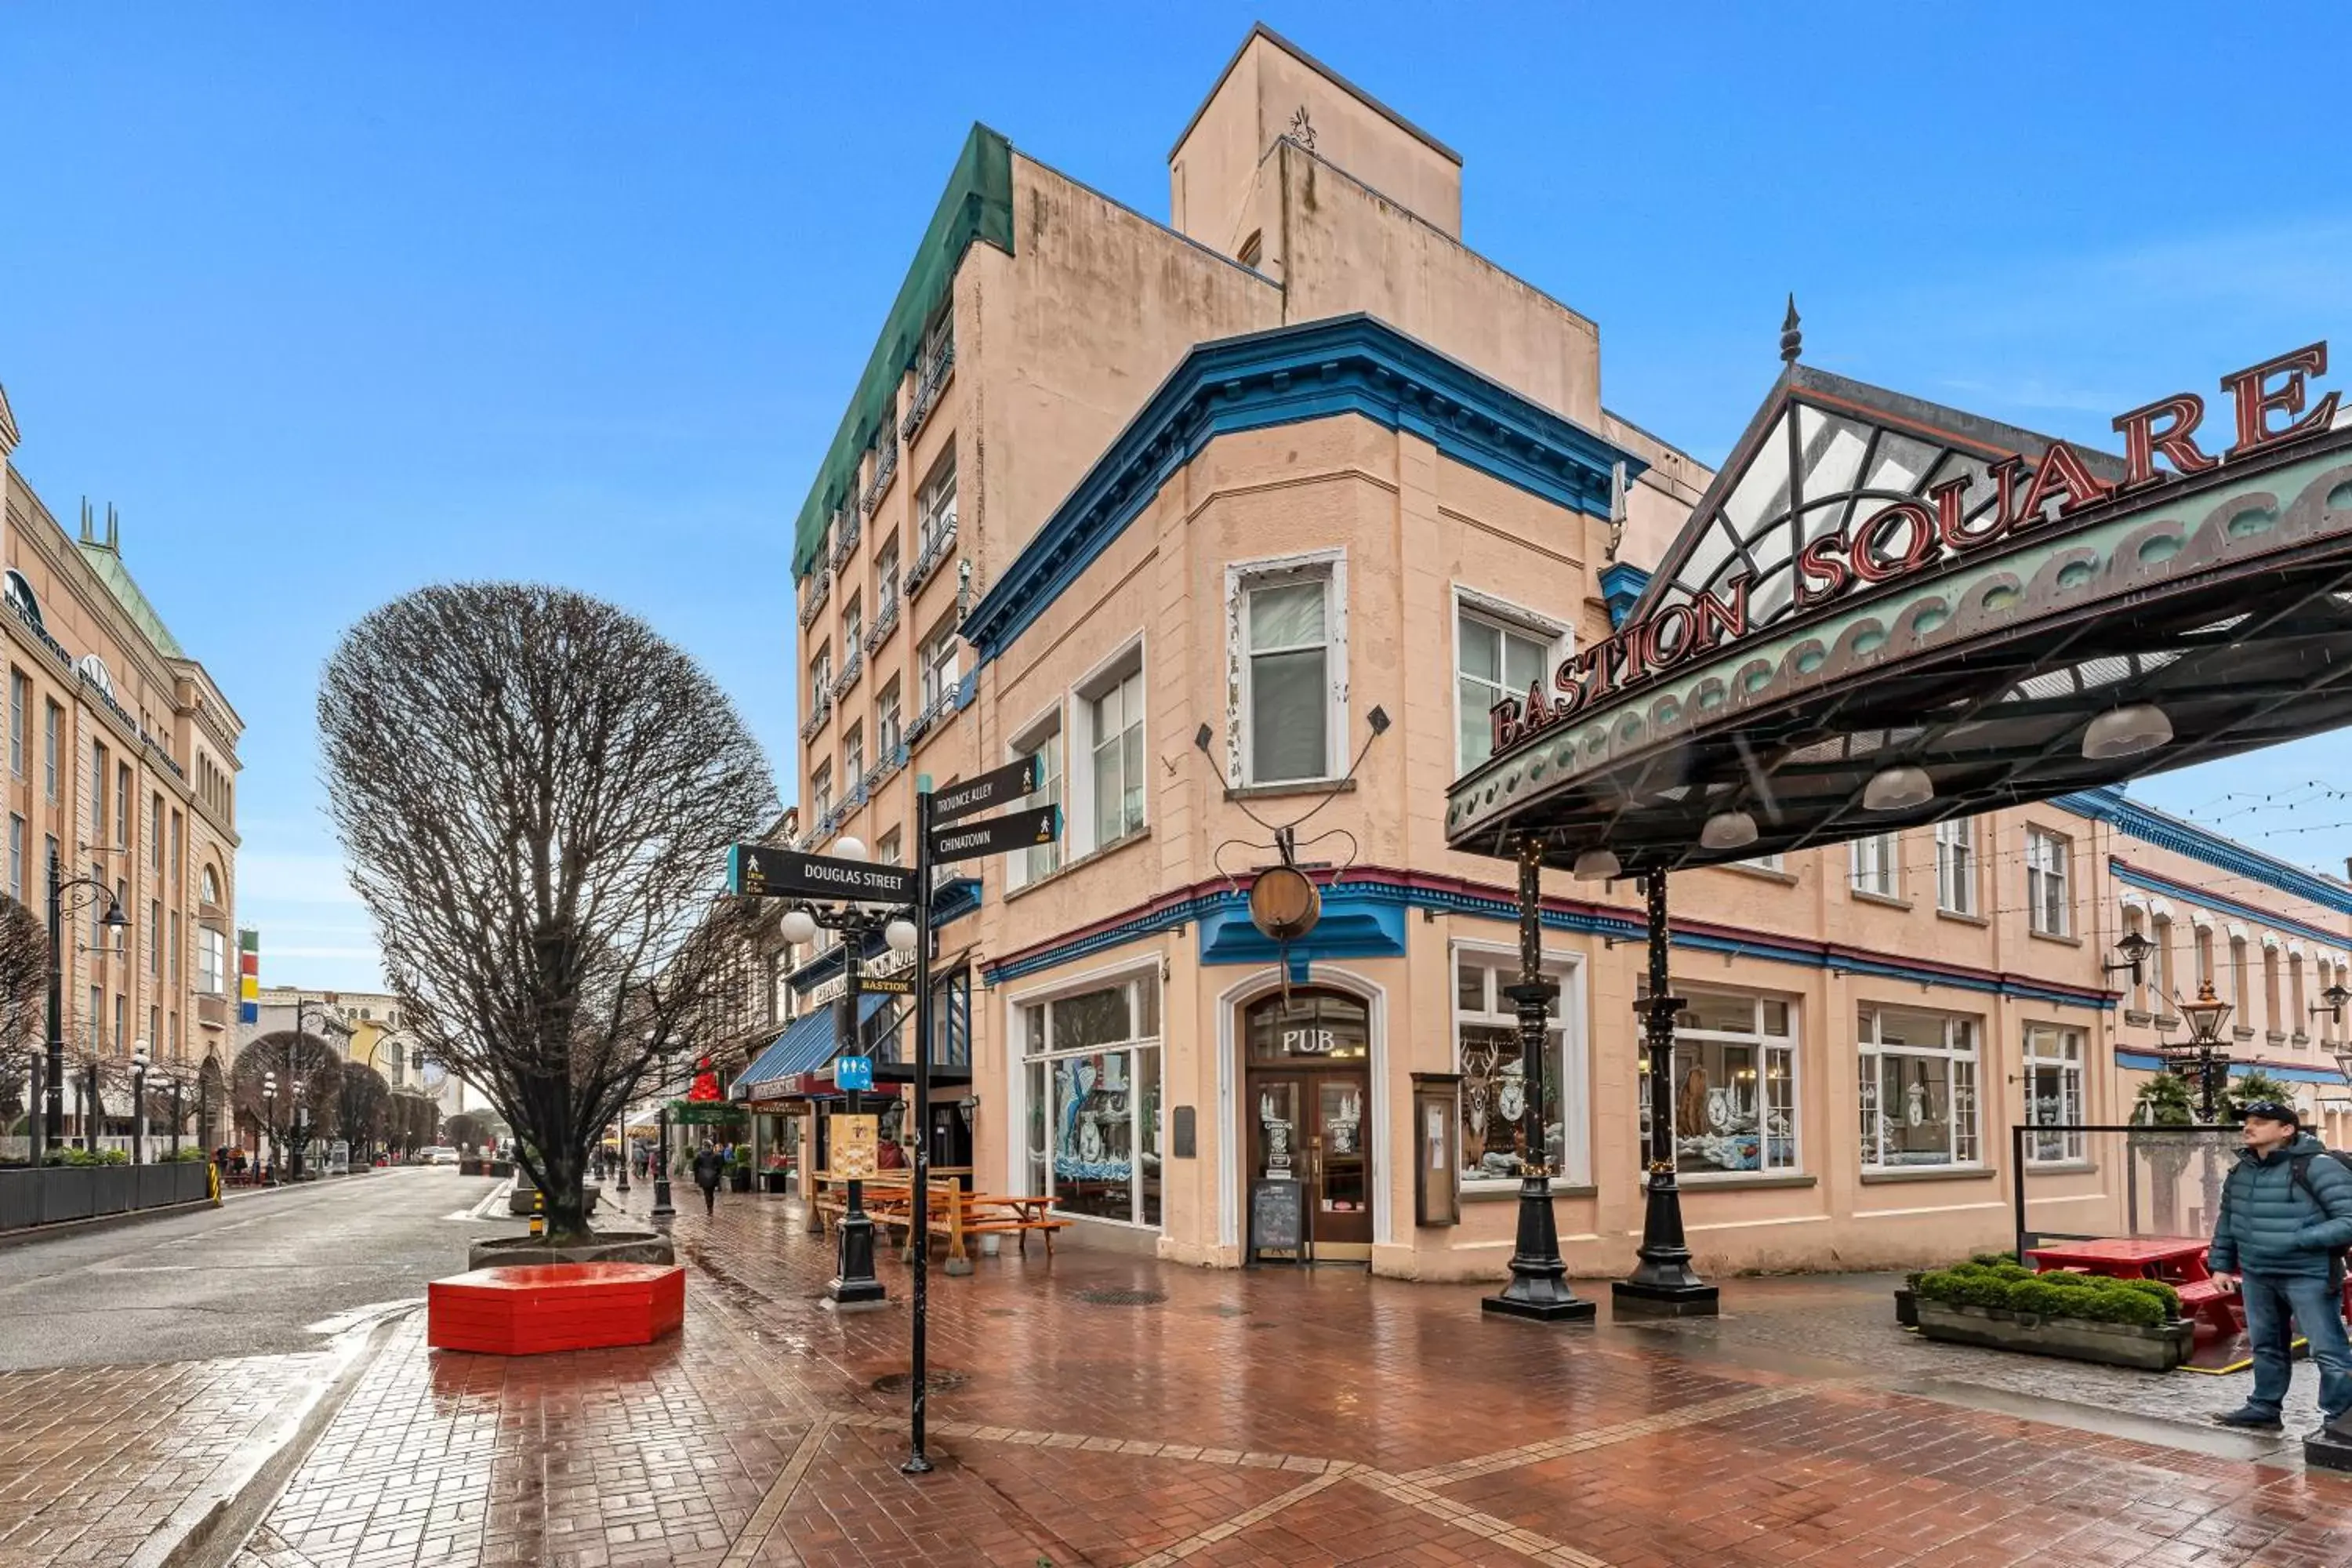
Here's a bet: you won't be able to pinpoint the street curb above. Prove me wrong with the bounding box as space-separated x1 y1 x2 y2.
139 1308 411 1568
0 1197 216 1252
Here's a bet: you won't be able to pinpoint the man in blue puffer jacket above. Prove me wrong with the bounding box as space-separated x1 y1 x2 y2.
2208 1102 2352 1436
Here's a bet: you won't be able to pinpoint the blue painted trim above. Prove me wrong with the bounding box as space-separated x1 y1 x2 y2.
985 872 2111 1011
1196 891 1408 968
2116 1049 2346 1087
2054 786 2352 917
1598 563 1650 630
963 314 1646 662
2110 862 2349 952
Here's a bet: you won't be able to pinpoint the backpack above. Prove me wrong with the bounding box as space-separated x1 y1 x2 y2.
2287 1150 2352 1278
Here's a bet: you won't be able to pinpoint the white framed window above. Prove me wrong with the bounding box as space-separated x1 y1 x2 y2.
1007 712 1064 890
1455 595 1563 771
809 644 832 708
876 679 903 757
2121 907 2149 1012
876 829 902 866
874 537 900 622
2026 827 2071 936
841 596 862 656
1073 656 1145 855
1452 946 1585 1189
2023 1025 2085 1163
1227 552 1345 787
841 724 864 793
2150 916 2174 1012
1849 833 1899 899
811 762 833 822
1737 852 1786 873
1639 989 1798 1175
43 700 59 802
198 927 226 995
1857 1006 1980 1169
916 455 957 555
1934 817 1977 914
1017 970 1162 1227
918 619 961 716
7 670 23 779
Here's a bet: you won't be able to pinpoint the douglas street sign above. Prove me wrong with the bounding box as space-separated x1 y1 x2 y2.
728 843 916 905
927 804 1061 863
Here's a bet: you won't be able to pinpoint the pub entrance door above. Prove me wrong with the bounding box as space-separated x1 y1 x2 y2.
1243 989 1373 1259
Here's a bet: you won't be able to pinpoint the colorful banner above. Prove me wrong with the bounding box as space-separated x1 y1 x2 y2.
238 928 259 1024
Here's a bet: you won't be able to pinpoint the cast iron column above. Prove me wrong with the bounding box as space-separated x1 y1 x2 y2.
1482 835 1595 1323
1613 869 1718 1316
829 926 885 1305
652 1051 677 1219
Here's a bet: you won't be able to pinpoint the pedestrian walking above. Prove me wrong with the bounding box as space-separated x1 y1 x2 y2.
2208 1101 2352 1437
692 1139 724 1216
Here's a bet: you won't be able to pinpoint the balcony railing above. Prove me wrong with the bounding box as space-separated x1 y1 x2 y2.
829 648 863 703
859 441 899 520
905 670 976 751
901 337 956 442
797 568 833 630
868 739 908 791
797 692 832 744
862 594 900 656
903 514 958 599
829 508 860 572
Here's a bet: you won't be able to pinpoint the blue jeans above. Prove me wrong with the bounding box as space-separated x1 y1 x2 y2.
2241 1270 2352 1421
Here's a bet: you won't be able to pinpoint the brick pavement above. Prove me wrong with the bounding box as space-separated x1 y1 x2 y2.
201 1183 2352 1568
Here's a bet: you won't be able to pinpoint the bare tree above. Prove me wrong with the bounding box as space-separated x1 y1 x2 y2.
231 1033 346 1172
387 1090 439 1157
318 584 775 1240
338 1063 392 1158
0 896 49 1158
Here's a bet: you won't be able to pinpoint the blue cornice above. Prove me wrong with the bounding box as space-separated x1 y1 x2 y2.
1598 563 1650 630
963 314 1646 662
2116 1050 2346 1087
2054 786 2352 917
983 868 2111 1012
2110 862 2349 951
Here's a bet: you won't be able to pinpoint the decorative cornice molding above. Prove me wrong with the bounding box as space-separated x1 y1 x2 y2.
963 314 1643 662
2056 787 2352 916
2109 859 2350 952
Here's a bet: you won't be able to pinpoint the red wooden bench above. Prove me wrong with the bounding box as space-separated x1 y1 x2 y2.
427 1262 684 1356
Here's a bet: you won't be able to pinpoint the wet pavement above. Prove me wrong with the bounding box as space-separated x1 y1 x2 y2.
8 1171 2350 1566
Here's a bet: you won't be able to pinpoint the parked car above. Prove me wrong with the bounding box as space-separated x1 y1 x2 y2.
426 1146 461 1166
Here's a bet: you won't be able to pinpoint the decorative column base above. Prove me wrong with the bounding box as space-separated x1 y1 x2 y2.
1482 1174 1596 1323
1611 1168 1718 1318
827 1209 889 1309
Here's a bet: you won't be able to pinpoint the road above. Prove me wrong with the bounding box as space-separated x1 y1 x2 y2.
0 1165 508 1369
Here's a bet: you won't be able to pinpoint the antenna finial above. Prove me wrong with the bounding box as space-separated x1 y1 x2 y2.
1780 294 1802 365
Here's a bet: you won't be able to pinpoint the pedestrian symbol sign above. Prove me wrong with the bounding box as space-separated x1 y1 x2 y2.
836 1054 873 1091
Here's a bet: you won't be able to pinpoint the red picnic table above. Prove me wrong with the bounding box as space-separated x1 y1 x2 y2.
2025 1236 2238 1338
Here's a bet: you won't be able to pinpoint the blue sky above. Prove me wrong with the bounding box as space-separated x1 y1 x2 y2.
4 4 2349 989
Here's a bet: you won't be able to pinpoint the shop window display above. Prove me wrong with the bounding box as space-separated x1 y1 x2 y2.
1857 1007 1980 1168
1454 954 1570 1188
1020 973 1162 1225
1639 989 1797 1174
2023 1025 2085 1163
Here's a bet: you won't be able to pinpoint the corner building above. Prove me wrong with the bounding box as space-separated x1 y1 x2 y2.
779 26 2352 1277
0 383 244 1148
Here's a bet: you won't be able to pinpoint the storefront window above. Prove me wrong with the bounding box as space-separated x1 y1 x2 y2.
1454 953 1570 1188
1639 989 1797 1175
1020 972 1161 1225
2024 1025 2085 1163
1857 1007 1980 1168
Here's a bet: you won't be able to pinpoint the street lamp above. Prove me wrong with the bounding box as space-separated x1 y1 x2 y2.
262 1071 279 1181
2103 929 2157 989
284 995 336 1181
2174 980 2234 1123
130 1040 148 1166
42 848 127 1160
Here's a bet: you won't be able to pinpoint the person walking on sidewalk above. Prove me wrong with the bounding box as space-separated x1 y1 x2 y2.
2208 1101 2352 1437
691 1139 724 1217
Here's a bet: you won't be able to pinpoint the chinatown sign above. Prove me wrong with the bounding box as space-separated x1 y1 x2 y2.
1487 342 2342 758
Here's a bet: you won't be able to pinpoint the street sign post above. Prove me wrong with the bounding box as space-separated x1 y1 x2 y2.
927 753 1044 826
728 844 916 905
927 804 1061 864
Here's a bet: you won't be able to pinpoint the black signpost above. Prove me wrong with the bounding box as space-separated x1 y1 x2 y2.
724 751 1058 1480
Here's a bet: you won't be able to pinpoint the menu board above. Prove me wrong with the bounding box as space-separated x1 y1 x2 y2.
1250 1178 1305 1259
830 1114 879 1180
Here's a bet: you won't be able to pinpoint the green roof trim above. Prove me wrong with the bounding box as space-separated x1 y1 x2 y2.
791 122 1015 581
76 539 187 659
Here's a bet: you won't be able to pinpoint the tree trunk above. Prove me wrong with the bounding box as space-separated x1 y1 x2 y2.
543 1139 589 1242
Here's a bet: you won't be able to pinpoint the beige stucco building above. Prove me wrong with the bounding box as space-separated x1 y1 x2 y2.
763 26 2352 1279
0 380 243 1151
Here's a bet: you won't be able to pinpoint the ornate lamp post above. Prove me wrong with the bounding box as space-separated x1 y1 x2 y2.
2176 981 2234 1123
262 1071 279 1181
44 849 127 1152
130 1040 149 1165
652 1043 677 1220
1613 868 1717 1317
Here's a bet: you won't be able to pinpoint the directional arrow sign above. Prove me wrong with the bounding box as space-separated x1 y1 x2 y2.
728 843 916 904
927 804 1062 863
930 754 1044 825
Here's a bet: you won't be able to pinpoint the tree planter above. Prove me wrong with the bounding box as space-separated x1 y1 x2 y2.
467 1229 675 1270
0 1163 210 1234
1915 1299 2194 1370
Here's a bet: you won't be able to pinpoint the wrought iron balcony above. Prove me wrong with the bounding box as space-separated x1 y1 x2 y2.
859 442 899 519
901 336 956 443
829 648 862 703
902 514 958 599
797 568 833 630
867 739 908 791
797 693 832 744
862 594 900 656
828 508 860 572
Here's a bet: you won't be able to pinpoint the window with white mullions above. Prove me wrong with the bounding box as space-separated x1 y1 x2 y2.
1849 832 1899 898
1019 972 1162 1227
1934 817 1977 914
1088 670 1145 850
1638 988 1798 1175
1457 608 1550 771
1857 1006 1980 1169
1008 720 1062 888
1245 579 1330 783
2026 827 2071 936
2023 1025 2085 1163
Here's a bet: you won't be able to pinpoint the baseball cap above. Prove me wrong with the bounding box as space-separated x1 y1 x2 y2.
2240 1101 2302 1128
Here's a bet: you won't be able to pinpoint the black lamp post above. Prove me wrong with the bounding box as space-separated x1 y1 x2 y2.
2176 981 2234 1123
1613 867 1718 1318
652 1046 677 1220
45 848 128 1155
130 1040 148 1165
614 1115 630 1192
262 1071 279 1181
285 996 333 1181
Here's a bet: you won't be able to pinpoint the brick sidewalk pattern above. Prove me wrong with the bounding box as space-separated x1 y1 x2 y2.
201 1183 2352 1568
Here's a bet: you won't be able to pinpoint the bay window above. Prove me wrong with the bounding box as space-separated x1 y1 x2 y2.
1858 1006 1980 1169
1019 971 1161 1226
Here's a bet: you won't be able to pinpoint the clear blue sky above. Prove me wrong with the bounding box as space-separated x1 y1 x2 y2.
5 4 2349 989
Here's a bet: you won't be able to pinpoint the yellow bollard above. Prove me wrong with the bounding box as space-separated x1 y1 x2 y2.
528 1188 546 1239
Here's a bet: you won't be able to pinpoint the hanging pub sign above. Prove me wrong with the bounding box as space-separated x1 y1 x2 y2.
1488 341 2341 757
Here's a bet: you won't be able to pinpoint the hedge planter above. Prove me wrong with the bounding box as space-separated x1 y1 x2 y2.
760 1170 792 1195
728 1168 753 1193
1915 1299 2195 1370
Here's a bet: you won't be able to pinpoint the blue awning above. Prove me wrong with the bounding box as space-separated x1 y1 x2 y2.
734 996 897 1098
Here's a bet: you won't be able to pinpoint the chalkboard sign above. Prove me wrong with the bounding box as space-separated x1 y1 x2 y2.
1249 1178 1306 1262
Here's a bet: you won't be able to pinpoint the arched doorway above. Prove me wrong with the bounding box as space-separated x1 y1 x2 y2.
1242 987 1373 1260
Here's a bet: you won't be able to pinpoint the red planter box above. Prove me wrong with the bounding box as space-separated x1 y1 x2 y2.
427 1262 684 1356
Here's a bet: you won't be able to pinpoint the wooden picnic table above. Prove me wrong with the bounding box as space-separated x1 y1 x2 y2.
2026 1236 2238 1338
